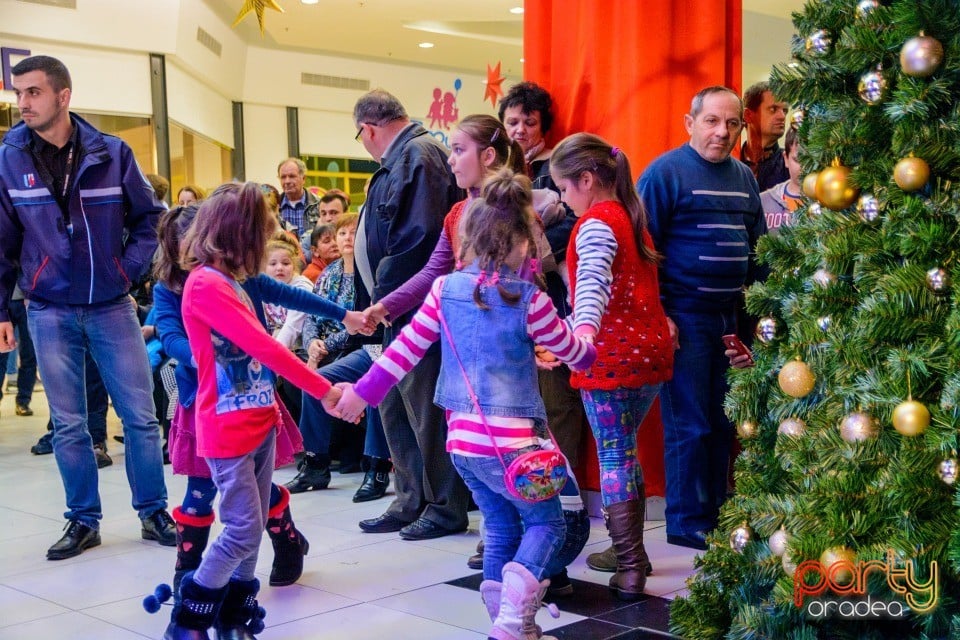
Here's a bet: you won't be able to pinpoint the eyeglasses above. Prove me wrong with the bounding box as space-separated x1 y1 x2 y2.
354 124 366 141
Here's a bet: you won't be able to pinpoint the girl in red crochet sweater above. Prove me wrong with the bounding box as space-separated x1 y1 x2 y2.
550 133 674 601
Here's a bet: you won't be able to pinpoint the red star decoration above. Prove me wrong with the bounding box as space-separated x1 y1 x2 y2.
484 61 505 108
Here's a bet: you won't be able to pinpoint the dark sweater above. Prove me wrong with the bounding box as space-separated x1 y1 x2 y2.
637 143 765 314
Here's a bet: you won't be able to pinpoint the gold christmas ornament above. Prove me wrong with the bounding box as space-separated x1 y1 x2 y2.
790 109 804 128
778 417 807 438
858 66 888 105
894 155 930 192
939 458 958 484
816 161 860 210
857 193 880 223
900 33 945 77
820 546 856 585
769 529 790 557
737 419 759 439
802 172 820 199
730 524 752 553
778 359 816 398
840 411 879 442
892 400 930 436
925 267 950 294
756 316 778 343
805 30 832 56
812 268 836 287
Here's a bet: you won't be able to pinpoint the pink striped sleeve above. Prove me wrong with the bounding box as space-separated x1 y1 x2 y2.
527 290 596 371
354 278 444 405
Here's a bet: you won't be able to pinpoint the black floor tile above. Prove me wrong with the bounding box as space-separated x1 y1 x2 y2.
596 596 673 633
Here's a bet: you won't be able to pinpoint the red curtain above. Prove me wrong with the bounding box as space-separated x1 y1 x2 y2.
525 0 742 497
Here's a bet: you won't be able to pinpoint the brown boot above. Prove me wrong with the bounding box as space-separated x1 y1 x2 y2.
587 506 653 575
606 497 650 601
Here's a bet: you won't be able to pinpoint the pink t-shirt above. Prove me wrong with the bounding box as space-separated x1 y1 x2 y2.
182 266 331 459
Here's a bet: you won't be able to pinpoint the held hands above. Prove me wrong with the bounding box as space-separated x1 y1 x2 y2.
0 321 15 353
333 382 368 424
362 303 390 329
320 384 343 417
342 310 378 336
534 345 561 370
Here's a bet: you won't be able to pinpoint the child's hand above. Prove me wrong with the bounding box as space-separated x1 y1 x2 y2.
335 383 368 424
534 345 561 370
362 303 391 328
343 310 377 335
320 385 343 416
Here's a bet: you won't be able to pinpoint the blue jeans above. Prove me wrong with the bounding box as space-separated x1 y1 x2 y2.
452 452 565 582
581 384 661 507
195 429 276 588
660 309 736 537
299 349 388 459
0 298 37 406
27 297 168 527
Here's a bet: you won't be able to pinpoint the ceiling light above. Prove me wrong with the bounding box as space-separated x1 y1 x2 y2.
301 0 319 4
419 42 435 48
510 7 524 14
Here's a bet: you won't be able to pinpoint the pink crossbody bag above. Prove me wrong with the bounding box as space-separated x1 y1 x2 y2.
437 308 568 503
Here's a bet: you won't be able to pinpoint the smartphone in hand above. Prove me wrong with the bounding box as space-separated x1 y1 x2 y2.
721 334 754 367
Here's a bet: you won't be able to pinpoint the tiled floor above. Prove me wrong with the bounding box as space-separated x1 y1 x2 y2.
0 385 698 639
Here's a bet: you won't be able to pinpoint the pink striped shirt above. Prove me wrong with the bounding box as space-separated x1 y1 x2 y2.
353 276 595 456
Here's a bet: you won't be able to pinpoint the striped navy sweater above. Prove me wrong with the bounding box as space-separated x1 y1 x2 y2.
637 143 765 314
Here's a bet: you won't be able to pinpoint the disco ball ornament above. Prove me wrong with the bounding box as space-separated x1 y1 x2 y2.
858 67 888 105
802 172 820 199
816 161 860 210
737 419 759 439
820 546 856 585
778 417 807 438
856 0 879 18
840 411 879 442
730 525 752 553
756 316 778 343
812 268 835 287
790 108 804 128
894 156 930 192
857 193 880 223
817 316 832 332
892 400 930 436
926 267 950 294
939 458 958 484
778 359 816 398
769 529 789 557
900 33 944 77
805 30 832 56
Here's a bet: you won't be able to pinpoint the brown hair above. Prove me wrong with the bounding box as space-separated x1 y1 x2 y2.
154 204 198 294
177 184 206 203
550 133 659 264
456 114 525 177
335 212 360 233
180 182 275 281
458 168 541 308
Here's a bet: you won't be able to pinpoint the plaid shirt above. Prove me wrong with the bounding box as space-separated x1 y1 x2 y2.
279 193 308 236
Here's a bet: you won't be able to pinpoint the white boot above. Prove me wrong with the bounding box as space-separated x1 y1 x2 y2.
489 562 560 640
480 580 501 622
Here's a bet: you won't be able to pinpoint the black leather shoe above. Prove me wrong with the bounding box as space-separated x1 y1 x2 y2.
358 513 410 533
93 442 113 469
15 403 33 416
667 531 708 551
399 517 466 541
142 509 178 546
47 520 101 560
31 431 53 455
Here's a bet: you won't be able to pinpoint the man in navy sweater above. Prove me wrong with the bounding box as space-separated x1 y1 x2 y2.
637 86 766 550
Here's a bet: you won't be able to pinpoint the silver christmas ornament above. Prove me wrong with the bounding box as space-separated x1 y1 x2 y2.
756 316 778 343
813 268 836 287
809 202 823 217
778 417 806 438
805 30 832 56
769 529 790 557
856 0 879 19
730 525 752 553
901 34 944 77
782 552 798 575
817 316 832 332
926 267 950 294
858 67 888 105
857 193 880 223
939 459 958 484
840 411 878 442
790 109 804 128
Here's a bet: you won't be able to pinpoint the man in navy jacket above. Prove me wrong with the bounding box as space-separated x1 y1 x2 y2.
0 55 174 559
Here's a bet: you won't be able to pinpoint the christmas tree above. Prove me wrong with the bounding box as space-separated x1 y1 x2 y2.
669 1 960 638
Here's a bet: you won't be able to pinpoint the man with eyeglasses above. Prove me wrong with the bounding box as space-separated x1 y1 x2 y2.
347 88 469 541
636 86 766 552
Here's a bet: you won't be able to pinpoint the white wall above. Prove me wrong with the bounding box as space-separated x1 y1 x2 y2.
742 11 796 89
242 103 288 186
166 62 234 148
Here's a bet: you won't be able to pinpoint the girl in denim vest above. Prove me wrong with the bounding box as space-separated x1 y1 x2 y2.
335 170 596 640
550 133 675 601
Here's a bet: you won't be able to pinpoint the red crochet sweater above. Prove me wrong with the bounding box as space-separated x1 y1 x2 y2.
567 201 674 390
442 200 468 260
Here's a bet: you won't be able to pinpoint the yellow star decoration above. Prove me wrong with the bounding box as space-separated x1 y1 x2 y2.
233 0 284 37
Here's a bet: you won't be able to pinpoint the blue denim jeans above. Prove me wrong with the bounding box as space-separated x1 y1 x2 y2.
299 349 389 459
581 384 661 507
195 429 276 588
0 298 37 406
660 309 736 537
27 297 168 527
452 452 565 582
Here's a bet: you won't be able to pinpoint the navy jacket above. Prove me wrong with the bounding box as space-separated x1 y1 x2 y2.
0 114 163 321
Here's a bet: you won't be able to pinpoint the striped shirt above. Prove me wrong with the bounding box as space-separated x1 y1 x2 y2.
353 276 595 456
571 218 617 334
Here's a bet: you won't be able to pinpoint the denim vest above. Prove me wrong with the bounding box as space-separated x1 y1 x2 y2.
434 263 547 427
